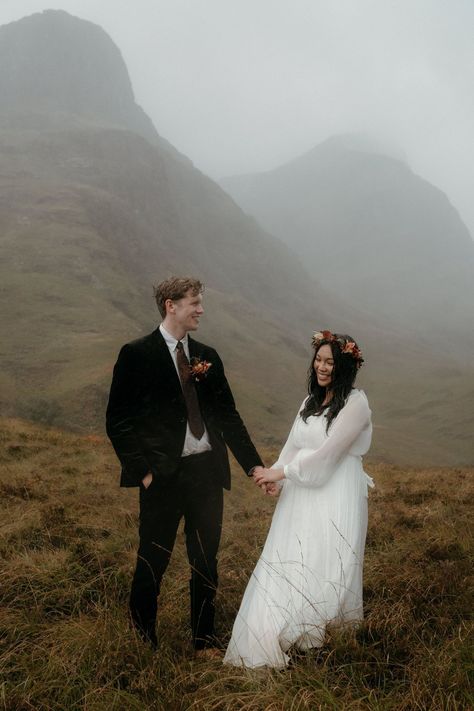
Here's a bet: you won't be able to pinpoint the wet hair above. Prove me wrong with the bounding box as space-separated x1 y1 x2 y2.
154 276 204 317
300 334 361 431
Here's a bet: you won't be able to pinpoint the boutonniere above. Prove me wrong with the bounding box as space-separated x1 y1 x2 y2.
190 357 212 382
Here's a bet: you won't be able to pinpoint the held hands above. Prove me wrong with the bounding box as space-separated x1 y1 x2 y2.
252 466 285 496
253 466 285 485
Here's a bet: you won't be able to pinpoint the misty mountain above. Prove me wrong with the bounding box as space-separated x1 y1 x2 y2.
0 10 156 142
221 135 474 348
0 11 472 465
0 10 334 445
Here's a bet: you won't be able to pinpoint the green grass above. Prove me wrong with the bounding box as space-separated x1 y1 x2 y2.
0 418 472 710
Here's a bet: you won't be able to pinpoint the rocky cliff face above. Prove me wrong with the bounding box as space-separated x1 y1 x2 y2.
0 9 162 145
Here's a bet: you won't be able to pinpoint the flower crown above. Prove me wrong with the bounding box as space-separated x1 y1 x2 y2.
312 330 364 368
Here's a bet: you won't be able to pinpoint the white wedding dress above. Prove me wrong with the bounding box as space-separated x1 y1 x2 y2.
224 389 373 669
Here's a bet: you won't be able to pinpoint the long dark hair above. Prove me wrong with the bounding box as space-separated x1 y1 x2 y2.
300 334 361 431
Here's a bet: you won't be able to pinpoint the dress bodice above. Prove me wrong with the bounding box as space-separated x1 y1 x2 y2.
274 389 372 488
292 389 372 457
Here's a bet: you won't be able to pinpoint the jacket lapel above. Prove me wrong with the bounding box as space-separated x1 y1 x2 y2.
148 327 182 393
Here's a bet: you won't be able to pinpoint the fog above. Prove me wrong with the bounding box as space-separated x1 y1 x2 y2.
1 0 473 235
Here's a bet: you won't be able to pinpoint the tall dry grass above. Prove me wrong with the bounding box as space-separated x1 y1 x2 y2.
0 418 472 710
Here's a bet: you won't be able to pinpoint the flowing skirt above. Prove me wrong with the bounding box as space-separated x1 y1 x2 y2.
224 457 373 668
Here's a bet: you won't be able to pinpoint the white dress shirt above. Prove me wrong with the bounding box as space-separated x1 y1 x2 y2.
159 323 212 457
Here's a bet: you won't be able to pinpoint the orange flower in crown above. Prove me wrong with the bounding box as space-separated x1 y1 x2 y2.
341 340 363 364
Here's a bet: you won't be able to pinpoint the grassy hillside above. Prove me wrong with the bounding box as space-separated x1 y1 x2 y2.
0 124 325 441
1 418 472 710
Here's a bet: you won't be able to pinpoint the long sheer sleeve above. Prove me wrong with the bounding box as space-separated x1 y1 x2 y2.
270 399 307 471
268 399 307 491
283 391 371 488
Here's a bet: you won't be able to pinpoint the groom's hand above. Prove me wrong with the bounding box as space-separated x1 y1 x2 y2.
252 466 268 494
142 472 153 489
252 466 265 484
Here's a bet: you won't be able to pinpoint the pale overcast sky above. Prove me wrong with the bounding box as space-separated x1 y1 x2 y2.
1 0 473 235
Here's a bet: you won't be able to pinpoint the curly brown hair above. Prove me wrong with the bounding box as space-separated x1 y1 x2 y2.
153 276 204 317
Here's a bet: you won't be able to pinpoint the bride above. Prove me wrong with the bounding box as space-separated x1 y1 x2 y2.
223 330 373 669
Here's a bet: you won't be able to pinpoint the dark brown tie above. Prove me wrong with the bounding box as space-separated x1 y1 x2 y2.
176 341 205 440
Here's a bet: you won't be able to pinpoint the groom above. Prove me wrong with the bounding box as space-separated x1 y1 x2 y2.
106 276 263 655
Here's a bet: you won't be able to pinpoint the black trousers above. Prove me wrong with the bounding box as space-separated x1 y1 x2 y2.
129 452 223 649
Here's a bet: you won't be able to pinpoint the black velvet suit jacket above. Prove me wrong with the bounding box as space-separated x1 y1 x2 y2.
106 328 263 488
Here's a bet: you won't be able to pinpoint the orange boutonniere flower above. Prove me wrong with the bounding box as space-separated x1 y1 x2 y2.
190 358 212 382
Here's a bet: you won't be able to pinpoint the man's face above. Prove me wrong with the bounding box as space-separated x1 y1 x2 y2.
168 289 204 332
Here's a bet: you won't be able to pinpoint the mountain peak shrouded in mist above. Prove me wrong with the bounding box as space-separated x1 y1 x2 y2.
221 135 474 345
285 134 407 168
0 9 159 143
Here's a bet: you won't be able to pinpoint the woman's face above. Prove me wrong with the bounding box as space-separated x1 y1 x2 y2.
314 344 334 388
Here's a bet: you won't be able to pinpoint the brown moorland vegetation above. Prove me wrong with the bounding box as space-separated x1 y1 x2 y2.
0 418 472 710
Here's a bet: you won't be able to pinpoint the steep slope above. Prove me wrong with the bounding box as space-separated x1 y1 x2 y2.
0 10 337 447
0 121 333 441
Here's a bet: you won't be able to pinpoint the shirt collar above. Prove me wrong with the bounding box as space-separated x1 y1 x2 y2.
159 323 189 350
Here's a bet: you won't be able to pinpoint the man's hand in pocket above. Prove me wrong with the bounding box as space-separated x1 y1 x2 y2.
142 472 153 489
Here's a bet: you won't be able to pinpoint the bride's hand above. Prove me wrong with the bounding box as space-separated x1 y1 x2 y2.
253 467 285 485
